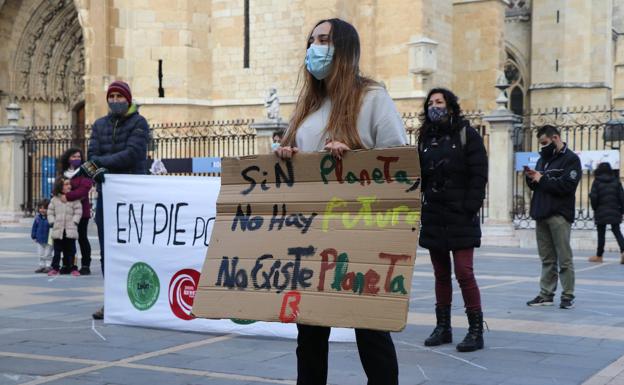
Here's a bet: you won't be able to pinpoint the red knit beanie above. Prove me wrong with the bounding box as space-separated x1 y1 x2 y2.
107 81 132 104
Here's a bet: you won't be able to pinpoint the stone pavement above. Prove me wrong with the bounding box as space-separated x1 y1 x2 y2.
1 224 623 385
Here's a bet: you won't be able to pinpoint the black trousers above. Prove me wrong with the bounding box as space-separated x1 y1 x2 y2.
95 191 104 274
596 223 624 256
51 232 76 270
296 324 398 385
78 217 92 268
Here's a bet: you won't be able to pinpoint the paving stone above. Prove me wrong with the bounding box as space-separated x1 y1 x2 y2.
1 225 624 385
0 357 87 376
53 366 288 385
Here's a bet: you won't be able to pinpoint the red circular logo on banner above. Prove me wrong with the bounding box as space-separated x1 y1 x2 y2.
169 269 200 320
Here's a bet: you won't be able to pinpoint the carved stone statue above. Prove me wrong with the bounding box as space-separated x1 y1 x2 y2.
264 87 280 121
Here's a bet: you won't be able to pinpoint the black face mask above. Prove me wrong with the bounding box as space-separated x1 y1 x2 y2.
539 142 557 160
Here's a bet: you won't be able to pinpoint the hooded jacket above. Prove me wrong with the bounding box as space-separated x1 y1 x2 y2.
589 172 624 225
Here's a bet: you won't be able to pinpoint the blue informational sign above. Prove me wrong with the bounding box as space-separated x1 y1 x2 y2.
515 150 620 171
41 156 56 199
192 157 222 173
514 152 540 171
577 150 620 172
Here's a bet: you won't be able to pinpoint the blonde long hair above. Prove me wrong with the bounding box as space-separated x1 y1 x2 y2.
282 18 377 150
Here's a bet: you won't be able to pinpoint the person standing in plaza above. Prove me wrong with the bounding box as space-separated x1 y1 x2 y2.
47 177 82 276
59 147 93 275
275 18 406 385
417 88 488 353
87 80 150 319
525 124 581 309
32 199 52 273
588 162 624 264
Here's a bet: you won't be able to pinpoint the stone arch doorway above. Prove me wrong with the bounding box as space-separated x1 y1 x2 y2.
0 0 87 213
2 0 85 126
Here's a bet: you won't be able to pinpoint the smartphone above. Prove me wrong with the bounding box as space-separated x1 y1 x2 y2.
523 165 531 172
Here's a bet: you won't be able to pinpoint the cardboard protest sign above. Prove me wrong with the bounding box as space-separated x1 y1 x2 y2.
192 147 421 331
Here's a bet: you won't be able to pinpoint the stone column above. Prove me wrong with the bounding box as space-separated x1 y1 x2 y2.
483 96 522 225
0 103 27 221
614 34 624 110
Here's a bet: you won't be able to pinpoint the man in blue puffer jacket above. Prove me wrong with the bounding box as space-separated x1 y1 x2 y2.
88 80 149 320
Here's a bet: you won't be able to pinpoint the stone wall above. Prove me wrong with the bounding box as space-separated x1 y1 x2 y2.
613 0 624 108
78 0 112 122
3 0 624 127
0 0 508 126
504 6 531 81
96 0 438 124
452 0 506 111
424 0 453 90
98 0 441 123
530 0 612 109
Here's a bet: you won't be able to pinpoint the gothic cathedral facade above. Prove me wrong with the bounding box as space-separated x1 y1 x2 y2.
0 0 622 127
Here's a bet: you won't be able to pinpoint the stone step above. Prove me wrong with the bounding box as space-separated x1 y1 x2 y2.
482 225 623 251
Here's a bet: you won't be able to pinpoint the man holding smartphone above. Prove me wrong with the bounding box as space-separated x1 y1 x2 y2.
524 125 581 310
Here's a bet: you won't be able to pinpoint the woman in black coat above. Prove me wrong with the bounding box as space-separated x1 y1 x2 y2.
589 162 624 264
417 88 488 352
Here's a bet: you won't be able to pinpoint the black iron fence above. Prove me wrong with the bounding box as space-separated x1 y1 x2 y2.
22 112 493 218
512 106 622 229
22 120 256 215
22 125 85 216
149 120 256 170
25 108 623 225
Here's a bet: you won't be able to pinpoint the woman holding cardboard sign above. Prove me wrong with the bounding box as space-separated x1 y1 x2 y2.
417 88 488 352
276 18 407 385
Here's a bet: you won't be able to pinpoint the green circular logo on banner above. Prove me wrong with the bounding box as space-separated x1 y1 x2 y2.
127 262 160 311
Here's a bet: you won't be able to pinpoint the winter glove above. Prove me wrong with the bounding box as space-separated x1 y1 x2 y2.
93 167 108 184
76 160 99 179
77 160 107 183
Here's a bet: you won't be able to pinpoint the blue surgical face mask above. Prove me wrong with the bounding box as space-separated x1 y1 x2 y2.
305 44 335 80
427 106 448 123
108 101 129 116
271 142 280 151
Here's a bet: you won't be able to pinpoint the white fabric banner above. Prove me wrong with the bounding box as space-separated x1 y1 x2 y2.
102 174 354 341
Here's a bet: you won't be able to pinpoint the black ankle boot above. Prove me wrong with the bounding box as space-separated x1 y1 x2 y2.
456 310 484 352
424 305 452 346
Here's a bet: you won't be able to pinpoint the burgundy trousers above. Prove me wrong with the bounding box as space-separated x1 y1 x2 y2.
429 248 482 311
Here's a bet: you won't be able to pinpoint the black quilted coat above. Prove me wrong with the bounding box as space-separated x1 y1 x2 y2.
590 172 624 225
418 121 488 251
88 106 149 175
